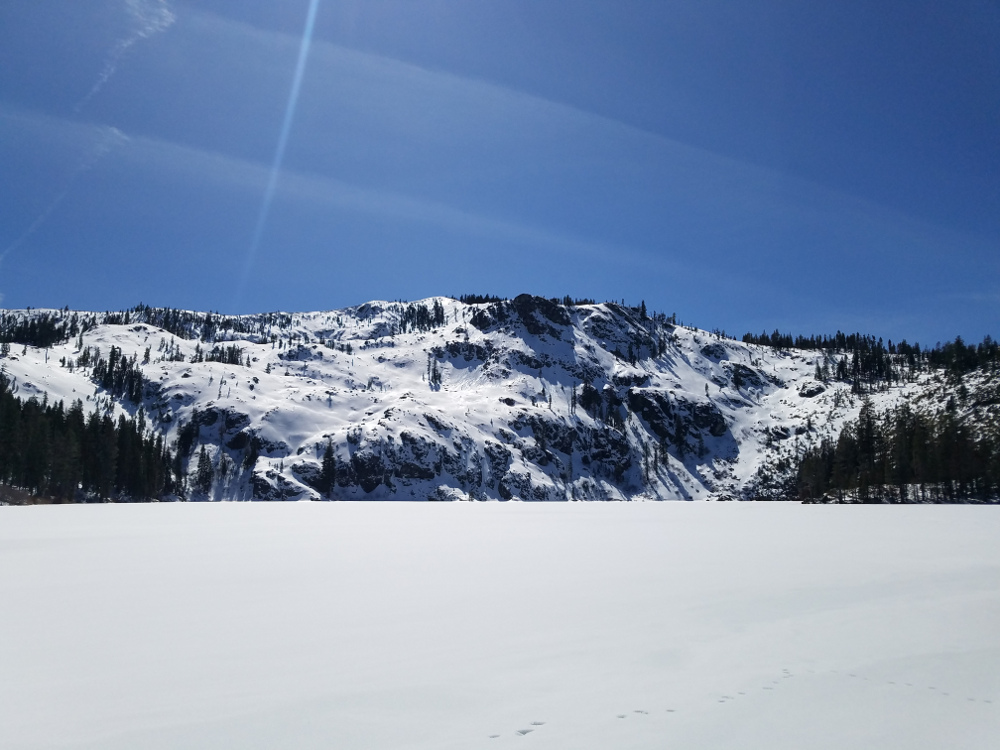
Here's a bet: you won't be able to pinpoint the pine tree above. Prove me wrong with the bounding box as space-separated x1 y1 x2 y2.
195 445 214 495
673 414 686 459
320 440 337 498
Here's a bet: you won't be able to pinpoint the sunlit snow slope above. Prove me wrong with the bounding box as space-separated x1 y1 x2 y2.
0 296 935 500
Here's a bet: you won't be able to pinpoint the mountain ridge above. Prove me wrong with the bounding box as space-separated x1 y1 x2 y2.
0 295 995 502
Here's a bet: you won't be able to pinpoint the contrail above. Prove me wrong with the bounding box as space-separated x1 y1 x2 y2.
76 0 176 112
0 127 129 266
235 0 322 312
1 0 169 298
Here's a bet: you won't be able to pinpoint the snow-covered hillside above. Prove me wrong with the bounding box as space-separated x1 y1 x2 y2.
0 296 940 501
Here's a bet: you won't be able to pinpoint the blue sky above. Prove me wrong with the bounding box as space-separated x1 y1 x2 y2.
1 0 997 344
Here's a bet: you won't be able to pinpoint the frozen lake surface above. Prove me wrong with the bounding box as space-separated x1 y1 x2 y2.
1 502 997 749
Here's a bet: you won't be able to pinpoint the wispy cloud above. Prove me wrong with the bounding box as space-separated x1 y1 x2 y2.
186 7 986 247
2 104 653 271
7 92 991 316
0 0 172 295
131 125 644 265
183 8 996 276
76 0 176 112
0 125 129 265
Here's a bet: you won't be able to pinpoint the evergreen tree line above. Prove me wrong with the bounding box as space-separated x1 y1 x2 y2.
793 402 1000 503
190 343 246 366
102 305 293 342
0 371 175 502
458 294 507 305
459 294 598 307
1 305 294 351
59 344 149 402
0 309 95 349
3 298 674 356
397 300 446 333
743 330 999 380
91 345 147 402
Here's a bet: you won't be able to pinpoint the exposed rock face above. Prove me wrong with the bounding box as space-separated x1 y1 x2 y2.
511 294 571 338
253 469 308 501
627 390 675 440
799 381 826 398
689 401 728 437
700 343 728 361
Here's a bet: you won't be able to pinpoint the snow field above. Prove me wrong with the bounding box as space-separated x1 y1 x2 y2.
0 502 997 749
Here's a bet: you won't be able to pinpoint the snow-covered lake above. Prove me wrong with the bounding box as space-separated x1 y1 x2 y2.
1 503 997 749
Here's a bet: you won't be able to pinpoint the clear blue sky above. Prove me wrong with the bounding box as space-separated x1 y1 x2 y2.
1 1 997 345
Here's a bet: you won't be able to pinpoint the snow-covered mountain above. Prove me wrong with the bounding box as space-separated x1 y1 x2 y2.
0 296 951 501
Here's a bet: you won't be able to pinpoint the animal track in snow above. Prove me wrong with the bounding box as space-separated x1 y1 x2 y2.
486 667 994 743
497 720 546 738
827 670 995 705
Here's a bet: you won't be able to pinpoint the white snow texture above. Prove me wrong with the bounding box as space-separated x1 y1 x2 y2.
0 502 997 749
